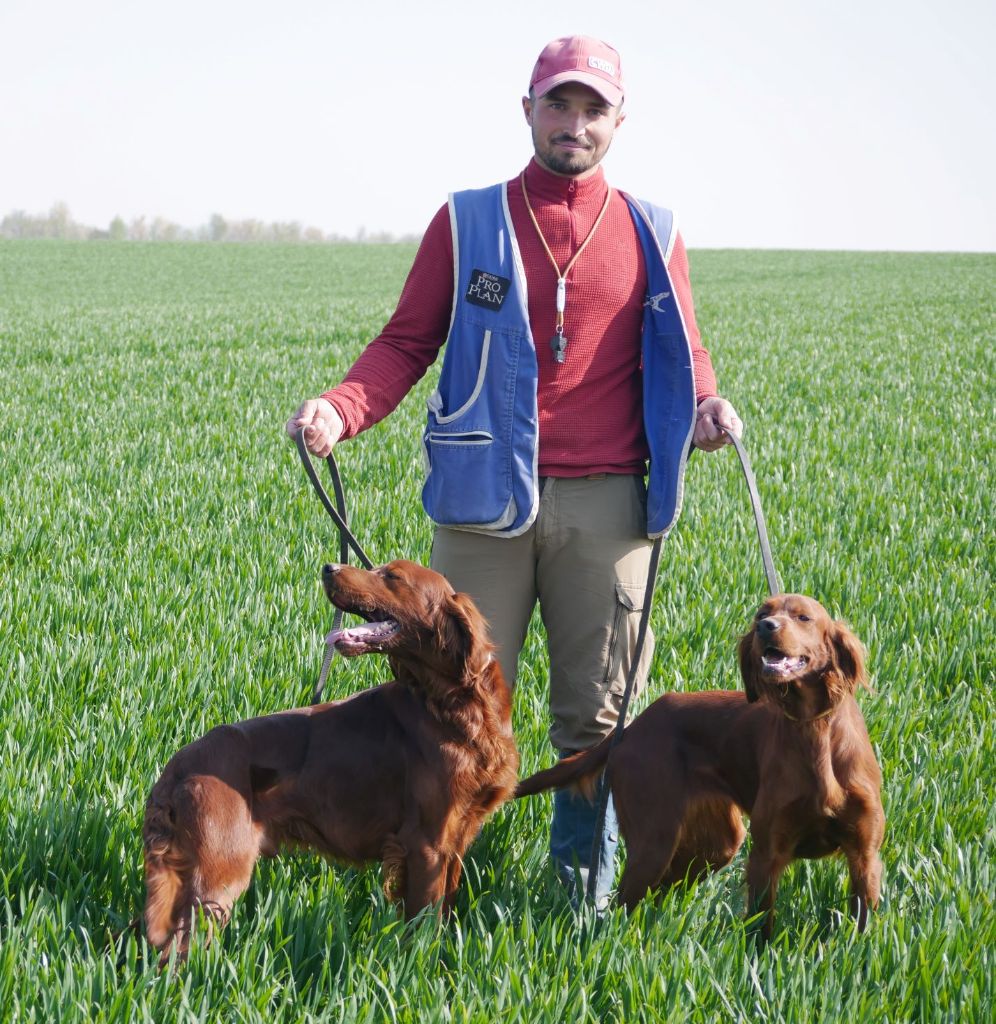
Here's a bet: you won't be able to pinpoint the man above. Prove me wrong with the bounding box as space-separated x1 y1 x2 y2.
287 35 742 907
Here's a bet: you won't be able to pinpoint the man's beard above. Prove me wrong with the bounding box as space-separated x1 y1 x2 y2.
534 131 604 176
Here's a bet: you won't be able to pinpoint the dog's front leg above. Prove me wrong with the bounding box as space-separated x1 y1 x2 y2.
744 836 789 946
401 842 448 918
844 842 882 931
441 855 465 918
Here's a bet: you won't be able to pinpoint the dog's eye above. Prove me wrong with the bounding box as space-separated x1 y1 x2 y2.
797 614 812 622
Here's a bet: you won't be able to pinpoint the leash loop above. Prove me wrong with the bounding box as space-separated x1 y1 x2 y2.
294 428 374 570
295 427 375 703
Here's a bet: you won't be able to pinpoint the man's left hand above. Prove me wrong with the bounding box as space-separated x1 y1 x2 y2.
693 397 743 452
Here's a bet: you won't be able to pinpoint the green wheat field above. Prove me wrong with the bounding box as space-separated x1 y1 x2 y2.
1 240 993 1022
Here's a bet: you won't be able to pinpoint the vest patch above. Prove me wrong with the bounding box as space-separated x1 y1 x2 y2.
465 269 510 310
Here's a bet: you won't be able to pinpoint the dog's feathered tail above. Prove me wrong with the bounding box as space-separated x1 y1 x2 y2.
514 735 613 803
142 791 187 953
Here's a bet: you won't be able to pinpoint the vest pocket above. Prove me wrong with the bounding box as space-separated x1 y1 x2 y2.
422 424 515 527
427 430 493 446
427 330 492 423
421 326 520 529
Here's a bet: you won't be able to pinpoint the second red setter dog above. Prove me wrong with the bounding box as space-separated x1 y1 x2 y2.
516 595 884 939
143 560 518 965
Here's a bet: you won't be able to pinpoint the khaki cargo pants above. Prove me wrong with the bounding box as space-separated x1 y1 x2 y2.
431 474 654 751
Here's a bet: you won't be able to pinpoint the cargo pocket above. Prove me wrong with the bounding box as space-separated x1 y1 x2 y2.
601 580 655 702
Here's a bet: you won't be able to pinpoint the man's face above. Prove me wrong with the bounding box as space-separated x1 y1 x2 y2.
522 82 625 178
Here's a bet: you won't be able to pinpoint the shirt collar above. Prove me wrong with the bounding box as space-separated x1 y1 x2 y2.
522 158 609 204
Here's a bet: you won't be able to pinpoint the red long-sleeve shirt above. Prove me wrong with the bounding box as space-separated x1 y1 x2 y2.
325 158 718 477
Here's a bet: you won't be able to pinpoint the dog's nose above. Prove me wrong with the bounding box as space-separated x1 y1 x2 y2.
758 616 780 635
322 564 342 579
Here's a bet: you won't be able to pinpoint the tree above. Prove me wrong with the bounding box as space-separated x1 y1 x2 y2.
209 213 227 242
49 202 72 239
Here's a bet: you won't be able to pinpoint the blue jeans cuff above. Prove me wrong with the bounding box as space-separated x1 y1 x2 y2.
549 763 618 908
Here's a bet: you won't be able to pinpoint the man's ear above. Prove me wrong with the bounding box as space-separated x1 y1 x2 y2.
522 95 534 125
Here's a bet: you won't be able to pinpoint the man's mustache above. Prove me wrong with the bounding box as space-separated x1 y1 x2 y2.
551 135 592 149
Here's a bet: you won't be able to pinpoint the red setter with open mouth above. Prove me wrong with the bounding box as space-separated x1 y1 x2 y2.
516 594 884 940
142 560 518 965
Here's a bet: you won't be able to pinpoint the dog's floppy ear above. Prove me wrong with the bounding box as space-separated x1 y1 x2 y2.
441 591 492 681
829 619 868 694
738 627 762 702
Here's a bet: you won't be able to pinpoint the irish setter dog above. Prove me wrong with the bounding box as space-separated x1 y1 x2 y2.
516 594 884 939
143 560 518 965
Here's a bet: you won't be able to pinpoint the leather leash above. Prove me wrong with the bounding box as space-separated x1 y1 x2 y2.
585 426 780 903
295 428 374 703
721 428 781 596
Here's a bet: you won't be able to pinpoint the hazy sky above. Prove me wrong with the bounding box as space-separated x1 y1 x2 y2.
2 0 993 250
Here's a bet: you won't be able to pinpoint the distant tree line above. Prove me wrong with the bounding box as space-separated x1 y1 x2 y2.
0 203 421 244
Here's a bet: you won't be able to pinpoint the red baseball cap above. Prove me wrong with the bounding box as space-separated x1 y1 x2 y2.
529 35 624 107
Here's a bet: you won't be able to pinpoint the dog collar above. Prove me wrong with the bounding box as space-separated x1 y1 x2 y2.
782 705 835 723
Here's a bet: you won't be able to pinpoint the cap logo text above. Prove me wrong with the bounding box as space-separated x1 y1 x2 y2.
588 56 616 77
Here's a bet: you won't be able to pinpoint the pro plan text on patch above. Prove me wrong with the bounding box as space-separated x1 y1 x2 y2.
465 269 511 310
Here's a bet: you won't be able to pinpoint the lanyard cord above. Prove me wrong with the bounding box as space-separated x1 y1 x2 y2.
520 173 613 358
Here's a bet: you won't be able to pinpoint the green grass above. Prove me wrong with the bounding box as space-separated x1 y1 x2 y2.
1 239 993 1022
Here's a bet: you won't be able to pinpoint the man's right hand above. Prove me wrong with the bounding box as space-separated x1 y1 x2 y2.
285 397 344 458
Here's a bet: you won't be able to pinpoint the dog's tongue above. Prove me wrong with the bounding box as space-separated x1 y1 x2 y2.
326 620 399 653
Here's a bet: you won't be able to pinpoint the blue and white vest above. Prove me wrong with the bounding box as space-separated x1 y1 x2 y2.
421 182 697 539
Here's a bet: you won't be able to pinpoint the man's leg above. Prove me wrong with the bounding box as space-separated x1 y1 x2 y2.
537 475 655 908
549 759 622 910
